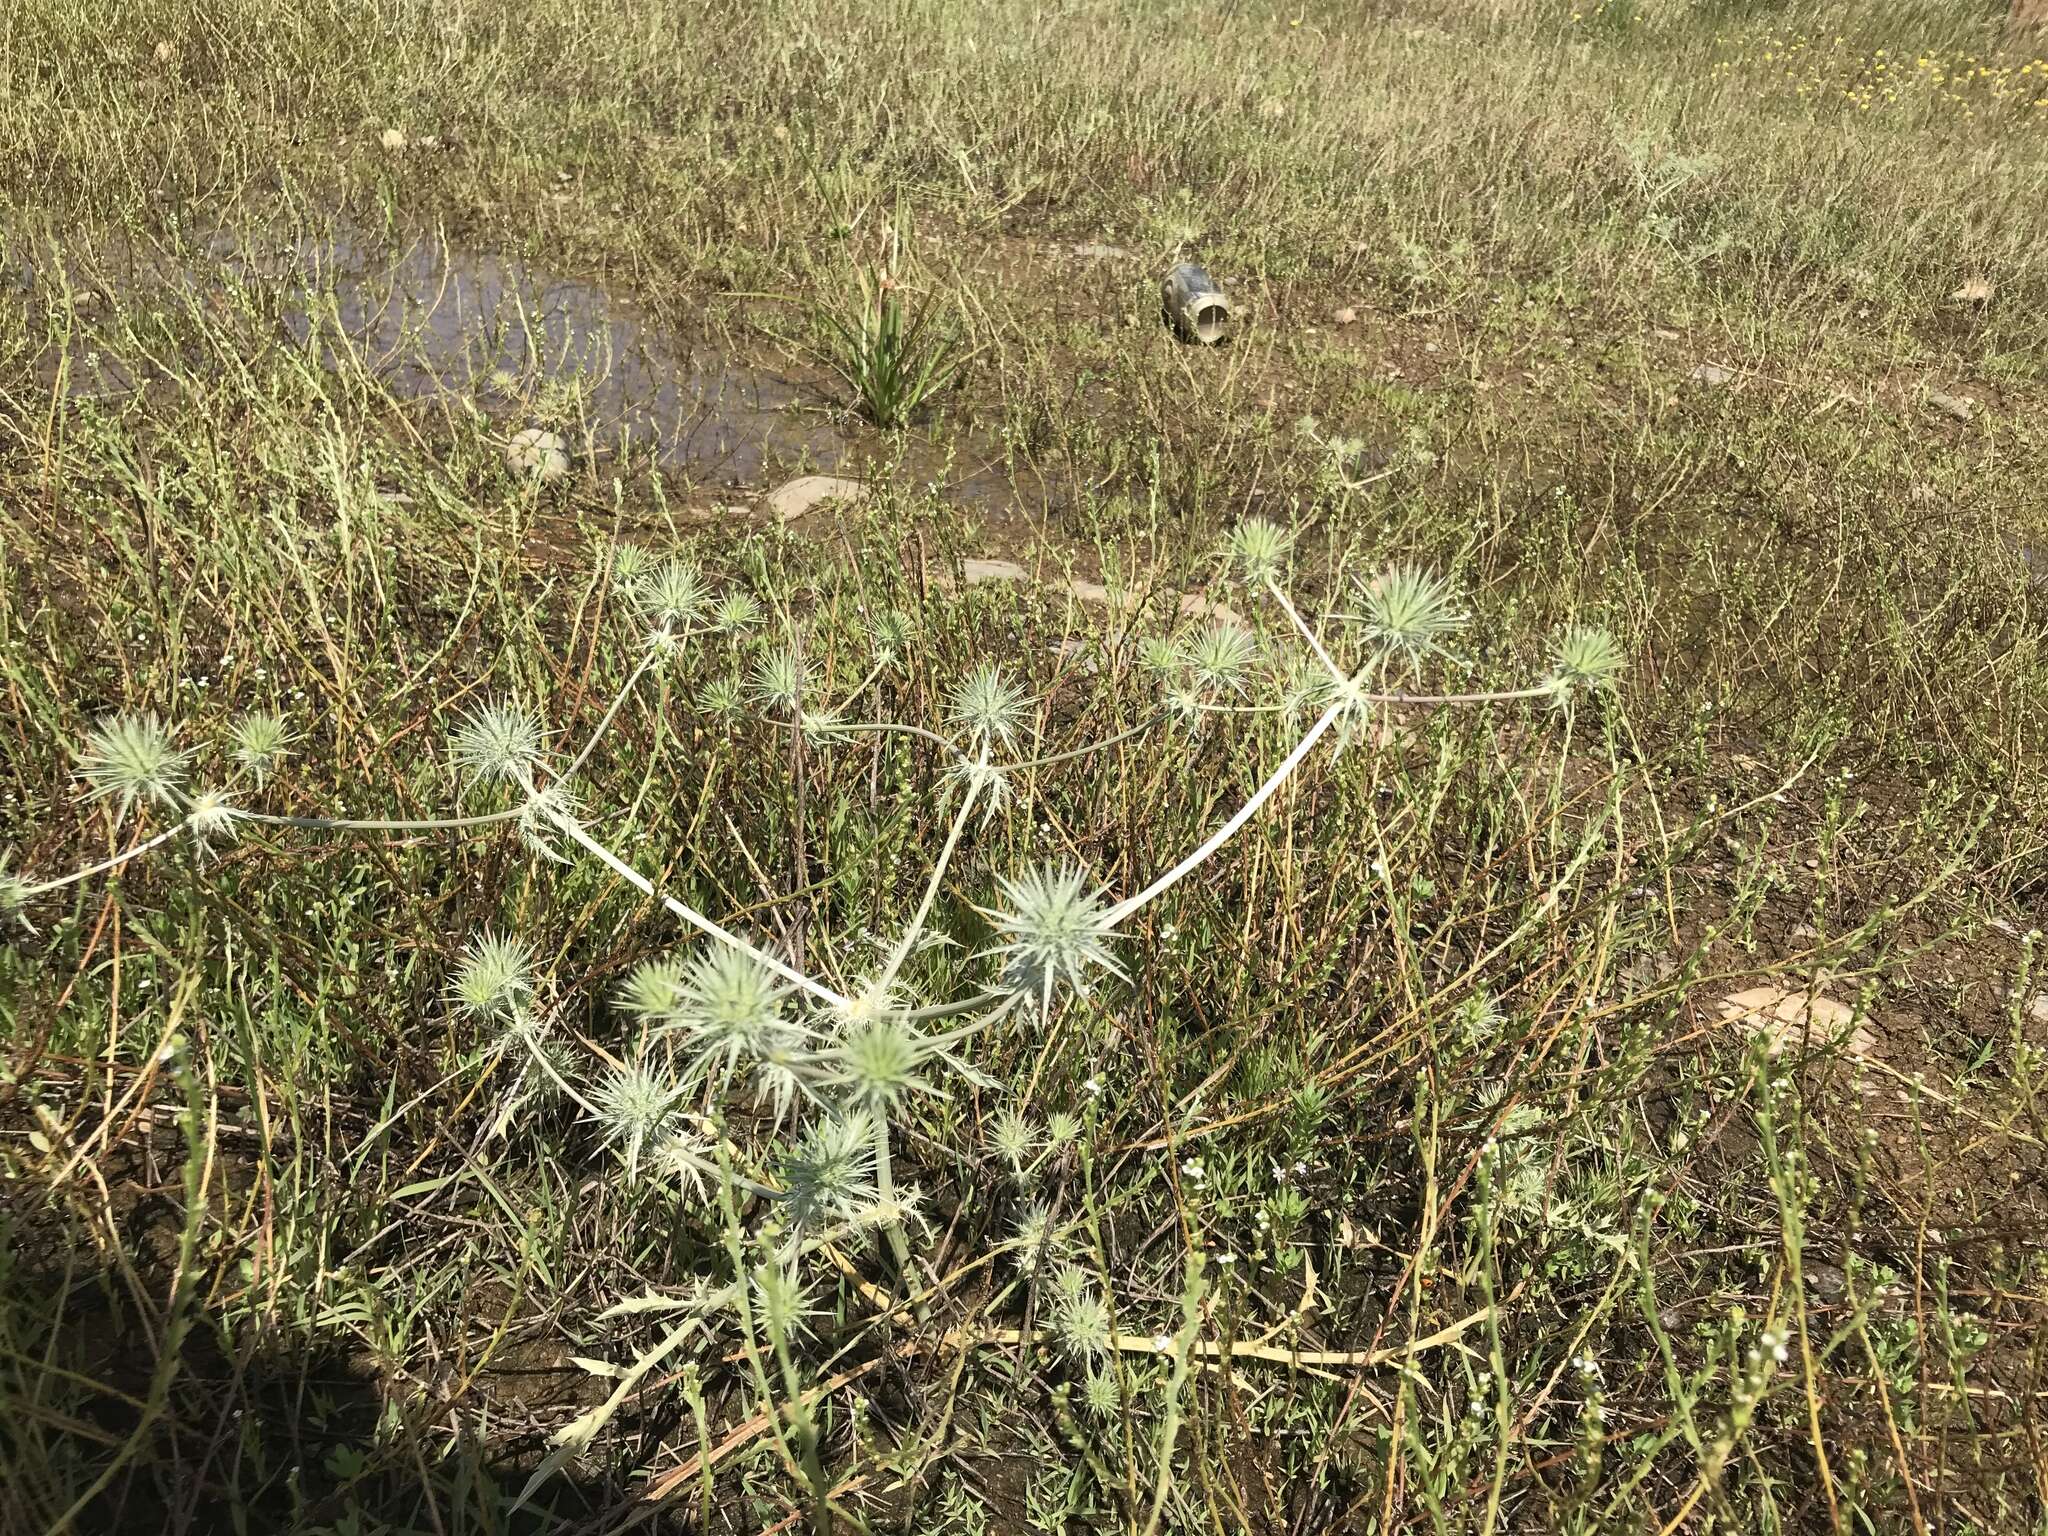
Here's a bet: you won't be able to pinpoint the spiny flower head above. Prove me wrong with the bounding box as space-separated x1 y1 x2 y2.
663 948 795 1093
587 1057 682 1178
617 955 691 1027
1358 564 1466 671
452 931 535 1022
746 1023 818 1126
648 1124 716 1203
868 609 915 668
751 1263 819 1342
799 706 851 746
710 590 764 634
516 1034 580 1111
988 1107 1040 1174
1548 624 1624 698
946 664 1031 752
450 701 545 786
749 645 818 717
697 675 746 722
1012 1203 1059 1261
1163 680 1208 734
780 1111 879 1235
1081 1366 1122 1420
635 558 710 628
185 788 240 844
0 860 30 932
1177 621 1260 695
227 711 294 783
79 713 189 819
1224 517 1294 585
1137 635 1182 679
1051 1284 1114 1361
982 865 1124 1010
1049 1260 1092 1307
828 977 903 1037
679 948 789 1043
1279 656 1336 725
943 756 1014 822
609 541 656 593
826 1015 963 1116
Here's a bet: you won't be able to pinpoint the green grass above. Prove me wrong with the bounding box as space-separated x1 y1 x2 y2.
4 0 2048 1532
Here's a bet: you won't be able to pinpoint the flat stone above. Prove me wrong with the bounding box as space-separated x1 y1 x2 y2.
1719 985 1877 1058
1688 362 1737 387
766 474 868 522
504 427 568 483
1927 391 1976 422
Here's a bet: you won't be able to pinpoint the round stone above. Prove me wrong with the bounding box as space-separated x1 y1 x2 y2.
505 427 569 484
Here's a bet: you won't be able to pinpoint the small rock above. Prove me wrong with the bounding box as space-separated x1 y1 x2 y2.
1071 242 1133 261
1927 390 1976 422
2001 990 2048 1026
379 127 408 153
1652 327 1681 341
1331 306 1358 326
504 427 568 483
959 557 1029 584
154 39 179 64
1688 361 1737 387
765 474 867 523
1951 277 1995 305
1719 984 1877 1058
1804 1260 1848 1302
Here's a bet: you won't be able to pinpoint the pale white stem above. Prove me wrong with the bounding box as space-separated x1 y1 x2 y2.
1362 683 1560 707
1265 578 1349 689
555 649 664 786
876 745 988 995
1108 701 1341 925
1011 716 1161 769
518 767 848 1010
512 1032 600 1117
237 807 525 832
903 990 1003 1021
764 717 967 759
845 656 891 700
238 650 661 835
25 823 189 896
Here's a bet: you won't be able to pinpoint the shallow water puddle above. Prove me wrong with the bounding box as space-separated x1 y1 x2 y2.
12 224 1068 524
235 225 846 486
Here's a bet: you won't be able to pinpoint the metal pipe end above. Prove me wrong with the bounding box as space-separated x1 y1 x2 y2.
1162 262 1232 346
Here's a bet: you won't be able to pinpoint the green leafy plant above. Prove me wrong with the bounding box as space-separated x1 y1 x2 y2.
819 220 973 428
